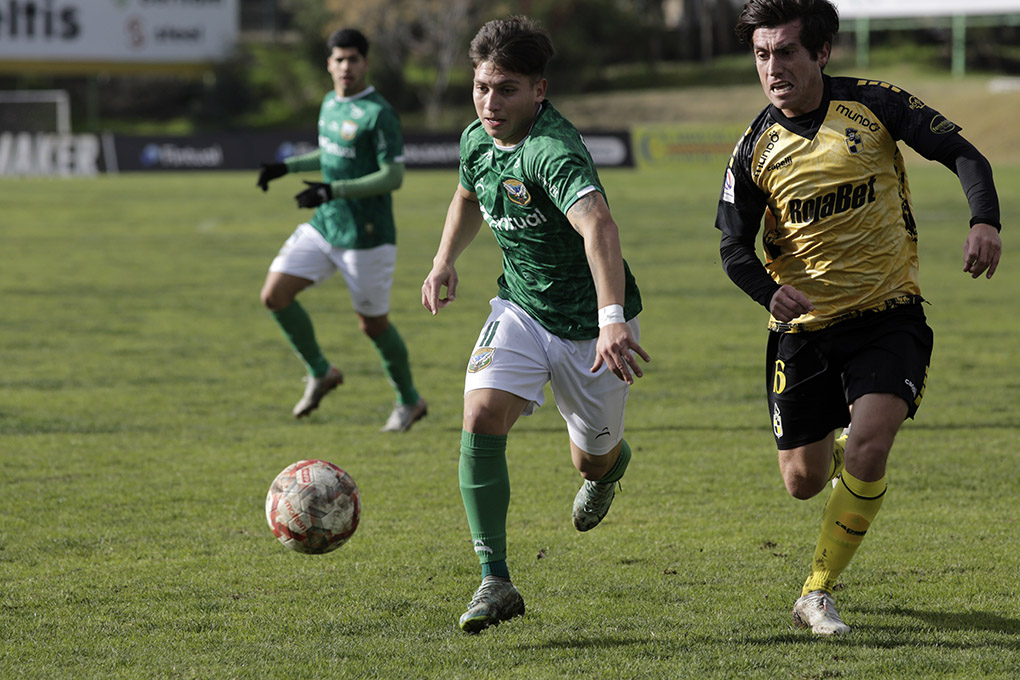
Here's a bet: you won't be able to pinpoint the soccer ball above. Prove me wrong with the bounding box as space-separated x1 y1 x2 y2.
265 459 360 554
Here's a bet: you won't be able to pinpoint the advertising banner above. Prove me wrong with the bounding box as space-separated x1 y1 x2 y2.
836 0 1020 18
0 131 115 176
111 131 634 173
0 0 239 64
0 129 633 175
631 125 744 168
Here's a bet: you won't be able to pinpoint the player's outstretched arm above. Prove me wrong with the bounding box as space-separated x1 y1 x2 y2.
422 185 484 315
567 192 650 384
963 223 1002 279
256 162 287 191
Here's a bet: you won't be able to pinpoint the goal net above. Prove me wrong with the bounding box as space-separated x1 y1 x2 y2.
0 90 71 135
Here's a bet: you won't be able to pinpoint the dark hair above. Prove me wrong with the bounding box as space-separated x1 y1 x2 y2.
469 15 554 79
327 28 369 57
734 0 839 59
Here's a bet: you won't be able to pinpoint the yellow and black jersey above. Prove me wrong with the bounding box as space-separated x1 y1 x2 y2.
715 75 999 332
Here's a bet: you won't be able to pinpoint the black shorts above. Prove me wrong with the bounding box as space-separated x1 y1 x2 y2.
765 304 933 450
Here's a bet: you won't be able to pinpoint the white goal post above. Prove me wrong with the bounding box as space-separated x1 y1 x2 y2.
0 90 72 135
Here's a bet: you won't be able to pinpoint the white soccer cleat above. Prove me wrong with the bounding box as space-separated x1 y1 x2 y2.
380 397 428 432
792 590 851 635
572 479 617 532
458 575 525 634
292 366 343 418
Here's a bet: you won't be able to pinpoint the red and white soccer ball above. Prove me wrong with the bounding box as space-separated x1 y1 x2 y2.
265 459 360 554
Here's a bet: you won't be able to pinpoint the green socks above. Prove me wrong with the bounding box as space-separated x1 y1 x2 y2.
271 301 330 377
272 306 419 406
596 438 632 484
459 431 510 574
371 324 420 405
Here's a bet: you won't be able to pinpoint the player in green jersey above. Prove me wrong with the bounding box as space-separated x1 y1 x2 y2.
256 28 426 432
717 0 1002 635
421 15 650 634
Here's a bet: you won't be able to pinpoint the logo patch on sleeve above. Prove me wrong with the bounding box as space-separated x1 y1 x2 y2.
722 168 736 204
468 347 495 373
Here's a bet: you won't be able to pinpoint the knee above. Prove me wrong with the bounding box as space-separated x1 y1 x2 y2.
260 286 289 312
844 438 891 480
359 315 389 339
462 402 508 435
782 468 827 500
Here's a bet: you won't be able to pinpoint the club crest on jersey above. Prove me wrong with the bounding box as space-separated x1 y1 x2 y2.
501 178 532 206
845 128 863 154
341 120 359 140
468 347 495 373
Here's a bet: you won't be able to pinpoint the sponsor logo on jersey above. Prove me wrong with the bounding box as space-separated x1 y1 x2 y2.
319 135 356 159
480 205 550 232
722 167 736 203
929 115 958 135
341 120 358 141
468 347 495 373
772 403 783 438
754 129 781 174
501 178 532 206
836 104 881 132
908 95 926 110
845 127 863 154
786 176 876 224
766 157 792 172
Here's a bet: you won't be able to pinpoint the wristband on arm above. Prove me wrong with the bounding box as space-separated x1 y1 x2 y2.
598 304 626 328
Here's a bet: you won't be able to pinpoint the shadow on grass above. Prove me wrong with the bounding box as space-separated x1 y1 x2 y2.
736 607 1020 651
524 635 656 651
856 605 1020 636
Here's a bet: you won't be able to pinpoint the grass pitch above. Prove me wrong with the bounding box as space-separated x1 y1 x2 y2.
1 161 1017 679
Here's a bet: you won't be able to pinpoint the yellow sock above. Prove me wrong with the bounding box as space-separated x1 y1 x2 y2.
828 430 847 482
802 469 886 596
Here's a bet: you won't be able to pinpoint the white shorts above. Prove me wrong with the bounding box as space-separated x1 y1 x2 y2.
464 297 639 456
268 223 396 317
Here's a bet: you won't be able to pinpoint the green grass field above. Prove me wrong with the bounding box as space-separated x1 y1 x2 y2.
1 160 1017 679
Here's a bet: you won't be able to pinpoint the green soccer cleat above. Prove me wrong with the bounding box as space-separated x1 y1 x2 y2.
292 366 343 418
792 590 851 636
572 479 617 532
458 576 525 634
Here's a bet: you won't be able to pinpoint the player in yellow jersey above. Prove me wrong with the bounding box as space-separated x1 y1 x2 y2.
716 0 1002 635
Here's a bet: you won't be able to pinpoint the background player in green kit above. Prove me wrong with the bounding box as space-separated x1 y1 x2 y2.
256 28 426 432
716 0 1002 636
421 15 650 634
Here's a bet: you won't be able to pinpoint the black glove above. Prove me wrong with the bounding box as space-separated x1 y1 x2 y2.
256 162 287 191
294 181 333 208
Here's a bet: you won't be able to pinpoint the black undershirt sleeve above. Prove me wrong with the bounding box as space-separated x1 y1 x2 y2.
929 135 1001 231
719 230 781 311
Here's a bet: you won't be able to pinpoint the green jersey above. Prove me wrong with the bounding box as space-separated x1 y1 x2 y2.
309 86 403 249
458 101 641 340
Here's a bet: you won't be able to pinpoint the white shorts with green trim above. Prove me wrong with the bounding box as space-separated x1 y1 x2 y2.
268 223 395 317
464 297 639 456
